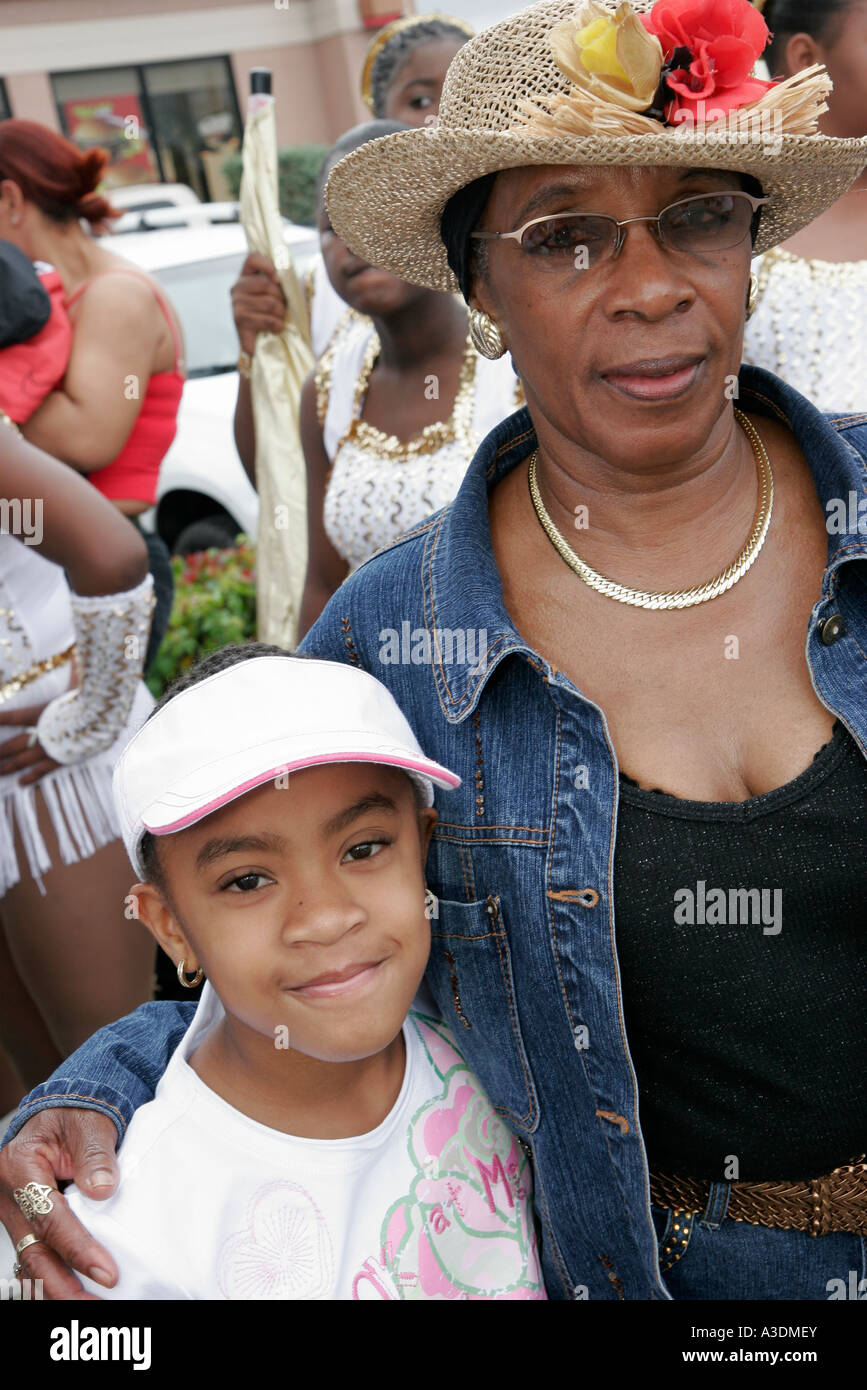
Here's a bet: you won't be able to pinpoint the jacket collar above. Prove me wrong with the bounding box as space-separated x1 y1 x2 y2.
424 365 867 723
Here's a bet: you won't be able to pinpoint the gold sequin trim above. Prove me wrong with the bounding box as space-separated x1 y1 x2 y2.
0 643 75 705
325 324 479 465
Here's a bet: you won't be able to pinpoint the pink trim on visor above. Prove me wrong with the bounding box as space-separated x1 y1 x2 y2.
141 751 461 835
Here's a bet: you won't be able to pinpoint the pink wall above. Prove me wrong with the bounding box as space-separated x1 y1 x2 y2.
4 71 60 128
232 32 373 149
0 0 264 18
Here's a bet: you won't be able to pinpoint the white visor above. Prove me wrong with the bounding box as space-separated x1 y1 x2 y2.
113 656 460 878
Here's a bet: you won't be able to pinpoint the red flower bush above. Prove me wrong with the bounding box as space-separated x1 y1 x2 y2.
643 0 774 120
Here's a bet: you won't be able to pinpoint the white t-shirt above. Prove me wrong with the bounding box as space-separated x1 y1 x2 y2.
67 985 546 1300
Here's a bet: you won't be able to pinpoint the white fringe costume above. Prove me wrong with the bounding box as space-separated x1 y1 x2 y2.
0 535 153 896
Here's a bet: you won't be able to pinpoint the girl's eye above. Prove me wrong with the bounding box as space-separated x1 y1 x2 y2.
409 95 433 109
342 839 389 863
224 873 271 893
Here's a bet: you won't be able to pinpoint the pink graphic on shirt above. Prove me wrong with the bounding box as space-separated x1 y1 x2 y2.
352 1013 546 1300
218 1180 334 1300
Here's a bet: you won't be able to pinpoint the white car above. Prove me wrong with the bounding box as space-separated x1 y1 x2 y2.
113 215 320 554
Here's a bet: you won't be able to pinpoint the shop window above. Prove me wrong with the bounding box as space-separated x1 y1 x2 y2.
52 57 241 203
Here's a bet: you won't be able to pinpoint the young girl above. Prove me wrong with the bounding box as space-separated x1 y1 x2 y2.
64 644 546 1300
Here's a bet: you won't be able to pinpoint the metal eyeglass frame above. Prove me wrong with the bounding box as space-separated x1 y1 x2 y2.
470 191 770 260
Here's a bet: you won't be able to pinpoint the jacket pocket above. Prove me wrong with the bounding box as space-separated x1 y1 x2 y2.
426 894 539 1132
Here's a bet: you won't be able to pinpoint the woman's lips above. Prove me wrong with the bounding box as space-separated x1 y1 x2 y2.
601 356 704 401
289 960 385 1000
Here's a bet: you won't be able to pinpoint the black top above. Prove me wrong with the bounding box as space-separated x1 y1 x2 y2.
614 721 867 1181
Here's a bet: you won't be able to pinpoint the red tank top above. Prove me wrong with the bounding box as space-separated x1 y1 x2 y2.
65 268 185 505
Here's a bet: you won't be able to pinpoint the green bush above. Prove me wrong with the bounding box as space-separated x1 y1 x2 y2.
146 538 257 699
222 144 329 226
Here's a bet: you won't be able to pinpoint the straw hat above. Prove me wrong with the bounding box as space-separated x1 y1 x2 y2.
328 0 867 293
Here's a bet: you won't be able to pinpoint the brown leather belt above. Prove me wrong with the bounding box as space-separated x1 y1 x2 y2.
650 1157 867 1237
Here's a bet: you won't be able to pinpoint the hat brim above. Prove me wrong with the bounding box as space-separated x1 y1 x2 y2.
326 125 867 293
139 736 461 838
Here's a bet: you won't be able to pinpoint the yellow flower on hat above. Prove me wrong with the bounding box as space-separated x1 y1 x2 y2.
550 2 664 111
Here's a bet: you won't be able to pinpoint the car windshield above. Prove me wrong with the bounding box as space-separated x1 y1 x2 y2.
151 254 246 378
151 238 320 378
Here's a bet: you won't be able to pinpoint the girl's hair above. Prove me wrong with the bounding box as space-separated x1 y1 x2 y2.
370 17 471 118
317 118 408 207
762 1 859 73
0 119 119 227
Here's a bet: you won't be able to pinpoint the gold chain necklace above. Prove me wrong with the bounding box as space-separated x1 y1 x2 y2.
528 409 774 610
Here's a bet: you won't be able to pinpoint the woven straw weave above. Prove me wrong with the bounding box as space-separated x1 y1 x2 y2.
326 0 867 292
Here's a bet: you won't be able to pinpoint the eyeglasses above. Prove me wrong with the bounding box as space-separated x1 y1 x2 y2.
471 192 769 268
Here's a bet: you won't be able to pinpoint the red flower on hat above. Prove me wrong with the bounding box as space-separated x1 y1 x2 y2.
642 0 774 120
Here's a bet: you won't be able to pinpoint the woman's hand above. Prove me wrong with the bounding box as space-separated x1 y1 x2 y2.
231 252 287 355
0 1109 120 1298
0 702 61 785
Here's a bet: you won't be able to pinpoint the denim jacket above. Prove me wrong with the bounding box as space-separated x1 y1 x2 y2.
7 366 866 1301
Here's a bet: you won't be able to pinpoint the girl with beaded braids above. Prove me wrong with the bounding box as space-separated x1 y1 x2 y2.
361 13 475 123
297 120 520 636
742 0 867 408
230 14 475 467
0 418 155 1115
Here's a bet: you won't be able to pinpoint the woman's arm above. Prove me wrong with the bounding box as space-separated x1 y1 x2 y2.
297 371 349 640
20 275 161 472
0 1001 195 1298
0 422 147 592
0 426 150 782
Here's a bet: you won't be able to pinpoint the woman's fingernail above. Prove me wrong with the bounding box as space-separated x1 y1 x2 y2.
88 1169 114 1188
88 1266 114 1287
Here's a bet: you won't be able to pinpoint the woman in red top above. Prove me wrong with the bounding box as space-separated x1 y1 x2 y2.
0 121 185 664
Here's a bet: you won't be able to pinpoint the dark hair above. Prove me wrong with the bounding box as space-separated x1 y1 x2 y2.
0 119 120 227
370 18 471 118
440 171 767 301
138 641 426 893
763 1 858 73
317 118 408 209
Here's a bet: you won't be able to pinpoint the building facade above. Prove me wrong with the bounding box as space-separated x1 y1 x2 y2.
0 0 409 199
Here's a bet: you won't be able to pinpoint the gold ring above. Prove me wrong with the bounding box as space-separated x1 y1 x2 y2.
12 1181 56 1219
12 1232 42 1277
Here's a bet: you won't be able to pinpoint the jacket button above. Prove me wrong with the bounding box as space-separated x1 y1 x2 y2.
819 614 846 646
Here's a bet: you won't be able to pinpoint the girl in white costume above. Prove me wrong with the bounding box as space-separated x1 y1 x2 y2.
0 418 155 1110
742 1 867 411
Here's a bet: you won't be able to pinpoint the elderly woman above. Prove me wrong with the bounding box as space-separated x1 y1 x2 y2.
2 0 866 1303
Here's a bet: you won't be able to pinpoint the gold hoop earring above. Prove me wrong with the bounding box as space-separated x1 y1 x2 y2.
468 308 506 360
746 272 759 320
177 959 204 989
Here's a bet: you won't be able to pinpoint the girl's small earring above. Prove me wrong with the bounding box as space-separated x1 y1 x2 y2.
746 272 759 320
177 959 204 989
423 888 439 920
9 214 20 225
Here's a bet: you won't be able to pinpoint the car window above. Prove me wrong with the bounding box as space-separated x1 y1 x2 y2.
152 239 320 378
151 254 245 377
